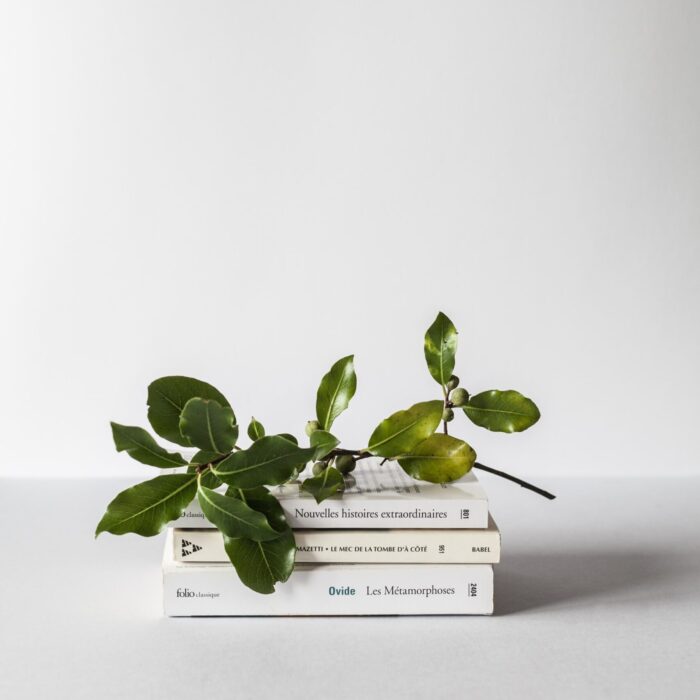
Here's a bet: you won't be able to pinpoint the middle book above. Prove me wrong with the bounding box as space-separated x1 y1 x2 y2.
174 516 500 564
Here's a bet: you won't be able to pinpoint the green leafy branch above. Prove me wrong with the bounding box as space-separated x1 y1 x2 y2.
96 311 554 594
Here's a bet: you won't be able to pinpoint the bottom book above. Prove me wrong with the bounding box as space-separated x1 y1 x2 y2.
163 530 494 616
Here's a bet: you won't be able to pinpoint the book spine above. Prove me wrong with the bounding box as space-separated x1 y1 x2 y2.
174 527 501 564
163 562 494 616
172 497 489 529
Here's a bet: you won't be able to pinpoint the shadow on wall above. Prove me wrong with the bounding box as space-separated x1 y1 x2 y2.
495 548 698 615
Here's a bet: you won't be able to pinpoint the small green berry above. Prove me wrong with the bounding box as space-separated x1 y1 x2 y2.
305 420 321 437
335 454 355 474
446 375 460 391
442 408 454 422
451 388 470 407
312 461 326 476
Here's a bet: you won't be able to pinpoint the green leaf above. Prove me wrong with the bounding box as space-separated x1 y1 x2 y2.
179 398 238 453
464 390 541 433
188 452 226 488
189 450 223 466
301 466 345 503
367 400 443 458
187 464 222 489
95 473 197 537
225 484 268 499
196 483 279 541
226 486 290 533
223 531 295 594
147 376 231 447
110 422 187 468
315 355 357 430
398 434 476 483
211 484 295 594
277 433 298 444
310 430 340 460
212 436 316 489
424 311 458 387
276 434 302 479
247 417 265 441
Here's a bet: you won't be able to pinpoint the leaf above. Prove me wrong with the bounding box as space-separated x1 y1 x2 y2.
464 390 541 433
203 482 294 593
95 473 197 537
225 484 268 499
223 531 295 594
189 450 223 466
147 376 231 447
226 486 290 533
277 433 298 444
188 453 226 488
277 434 302 477
211 436 315 489
301 466 345 503
179 398 238 453
187 464 222 489
310 430 340 460
269 438 305 479
398 434 476 483
247 417 265 441
424 311 458 387
315 355 357 430
367 400 443 458
196 484 279 541
110 422 187 468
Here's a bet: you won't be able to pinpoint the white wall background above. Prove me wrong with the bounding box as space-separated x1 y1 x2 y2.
1 1 698 479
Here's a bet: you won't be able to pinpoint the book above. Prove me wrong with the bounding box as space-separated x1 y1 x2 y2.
171 458 489 529
174 516 501 564
163 531 494 616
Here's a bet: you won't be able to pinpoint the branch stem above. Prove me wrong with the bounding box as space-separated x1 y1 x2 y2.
195 447 555 500
329 448 372 460
195 454 229 473
472 462 556 500
442 385 450 435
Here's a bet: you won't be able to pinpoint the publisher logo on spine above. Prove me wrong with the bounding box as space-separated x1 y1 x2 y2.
176 587 220 599
180 539 203 558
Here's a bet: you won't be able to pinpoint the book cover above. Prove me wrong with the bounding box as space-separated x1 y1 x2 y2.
171 458 489 529
174 516 501 564
163 531 494 616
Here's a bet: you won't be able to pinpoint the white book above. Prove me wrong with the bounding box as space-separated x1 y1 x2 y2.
174 516 501 564
172 458 489 529
163 532 494 616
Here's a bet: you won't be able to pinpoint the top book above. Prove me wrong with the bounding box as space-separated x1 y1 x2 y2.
172 458 489 529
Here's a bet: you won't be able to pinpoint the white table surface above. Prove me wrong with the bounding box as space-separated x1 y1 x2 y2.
1 475 699 699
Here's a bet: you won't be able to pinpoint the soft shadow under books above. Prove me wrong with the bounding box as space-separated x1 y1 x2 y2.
495 548 697 615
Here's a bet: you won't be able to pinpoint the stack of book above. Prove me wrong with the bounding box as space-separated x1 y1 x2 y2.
163 458 499 615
